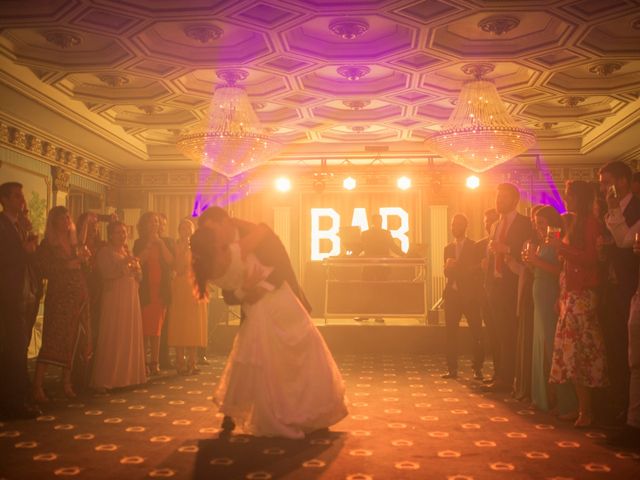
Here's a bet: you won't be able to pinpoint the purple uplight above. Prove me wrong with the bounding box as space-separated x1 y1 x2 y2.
192 168 255 218
516 156 566 213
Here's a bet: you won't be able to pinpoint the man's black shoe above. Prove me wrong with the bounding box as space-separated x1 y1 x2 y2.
221 415 235 432
605 426 640 449
473 369 484 381
197 356 210 366
441 372 457 379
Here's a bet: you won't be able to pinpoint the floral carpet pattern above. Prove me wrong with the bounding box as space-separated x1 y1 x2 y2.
1 354 639 479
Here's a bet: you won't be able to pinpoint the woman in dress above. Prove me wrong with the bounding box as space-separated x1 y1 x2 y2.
525 206 577 414
133 212 173 375
190 224 348 439
549 180 608 427
168 218 208 375
32 206 90 402
90 221 147 391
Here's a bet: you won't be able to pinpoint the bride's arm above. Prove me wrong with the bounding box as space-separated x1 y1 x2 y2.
238 223 271 258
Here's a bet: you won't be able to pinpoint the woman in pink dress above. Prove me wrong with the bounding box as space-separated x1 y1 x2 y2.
91 221 147 391
133 212 173 375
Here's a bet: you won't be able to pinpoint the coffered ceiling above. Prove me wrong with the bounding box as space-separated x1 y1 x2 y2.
1 0 639 173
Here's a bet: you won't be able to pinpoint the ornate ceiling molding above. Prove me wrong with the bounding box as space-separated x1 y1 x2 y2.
559 96 586 107
343 100 370 110
477 15 520 36
328 19 369 40
0 119 123 186
42 30 82 49
337 65 370 81
183 24 223 44
97 74 129 88
588 62 624 77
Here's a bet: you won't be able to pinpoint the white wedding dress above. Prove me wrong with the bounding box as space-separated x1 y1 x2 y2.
212 243 348 439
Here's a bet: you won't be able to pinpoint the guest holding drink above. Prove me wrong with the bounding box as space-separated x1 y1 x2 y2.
167 218 208 375
548 180 608 427
133 212 173 375
33 206 91 402
524 206 577 416
90 221 147 391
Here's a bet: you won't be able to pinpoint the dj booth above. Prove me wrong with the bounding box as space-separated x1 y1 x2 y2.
304 257 428 323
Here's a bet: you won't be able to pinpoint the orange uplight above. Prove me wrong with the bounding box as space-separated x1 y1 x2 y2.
397 176 412 190
343 177 357 190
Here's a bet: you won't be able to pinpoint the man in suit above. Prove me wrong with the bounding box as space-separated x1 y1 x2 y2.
484 183 532 392
442 214 484 380
602 160 640 423
198 206 311 313
0 182 42 420
476 208 500 383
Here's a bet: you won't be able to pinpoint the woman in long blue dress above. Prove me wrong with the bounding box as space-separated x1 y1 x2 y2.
526 206 577 414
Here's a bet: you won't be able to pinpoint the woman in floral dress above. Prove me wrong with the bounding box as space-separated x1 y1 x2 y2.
549 180 608 427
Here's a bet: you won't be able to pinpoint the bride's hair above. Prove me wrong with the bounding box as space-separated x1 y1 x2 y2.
190 227 217 300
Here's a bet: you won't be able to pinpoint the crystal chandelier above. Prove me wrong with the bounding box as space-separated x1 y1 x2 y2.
177 69 282 177
425 63 536 173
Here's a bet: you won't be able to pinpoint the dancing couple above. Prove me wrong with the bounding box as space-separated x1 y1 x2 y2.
190 207 348 439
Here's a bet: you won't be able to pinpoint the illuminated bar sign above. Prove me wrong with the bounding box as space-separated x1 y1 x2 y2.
311 207 409 261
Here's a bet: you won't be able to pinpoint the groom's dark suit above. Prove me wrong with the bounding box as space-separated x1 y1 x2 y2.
221 220 312 313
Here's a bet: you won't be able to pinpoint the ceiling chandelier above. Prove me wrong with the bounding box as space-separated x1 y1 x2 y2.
425 63 536 173
177 69 282 177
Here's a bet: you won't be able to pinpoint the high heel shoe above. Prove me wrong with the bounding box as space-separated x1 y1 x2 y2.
32 386 50 404
574 413 592 428
147 362 160 376
63 383 77 399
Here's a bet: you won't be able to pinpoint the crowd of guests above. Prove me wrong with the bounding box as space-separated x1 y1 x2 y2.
443 160 640 447
0 182 209 419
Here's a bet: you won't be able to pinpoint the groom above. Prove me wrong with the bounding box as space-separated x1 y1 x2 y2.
198 206 311 311
197 206 312 433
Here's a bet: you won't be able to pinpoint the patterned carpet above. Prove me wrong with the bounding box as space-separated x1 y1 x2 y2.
1 354 639 480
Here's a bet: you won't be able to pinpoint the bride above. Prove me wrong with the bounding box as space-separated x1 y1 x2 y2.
190 223 348 439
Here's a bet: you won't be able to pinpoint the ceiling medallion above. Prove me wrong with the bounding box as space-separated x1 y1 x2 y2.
351 126 369 133
184 24 223 44
97 74 129 88
559 96 586 107
251 102 265 111
424 62 536 173
328 19 369 40
588 62 624 77
337 65 371 81
138 105 163 114
478 15 520 36
541 122 558 130
43 30 82 49
343 100 370 110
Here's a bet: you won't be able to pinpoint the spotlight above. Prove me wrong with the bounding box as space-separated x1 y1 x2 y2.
466 175 480 189
397 176 411 190
275 176 291 192
343 177 356 190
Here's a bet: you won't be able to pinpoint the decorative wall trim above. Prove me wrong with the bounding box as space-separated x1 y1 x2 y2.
0 119 124 187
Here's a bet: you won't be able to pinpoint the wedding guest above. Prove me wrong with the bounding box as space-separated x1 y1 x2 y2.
167 218 208 375
133 212 173 375
441 213 483 380
549 180 608 427
90 221 146 391
32 206 91 402
477 208 499 383
157 212 175 370
484 183 532 392
601 160 640 422
525 206 577 415
0 182 41 419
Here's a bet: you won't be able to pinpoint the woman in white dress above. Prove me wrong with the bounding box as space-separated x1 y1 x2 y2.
90 221 147 391
190 225 348 439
